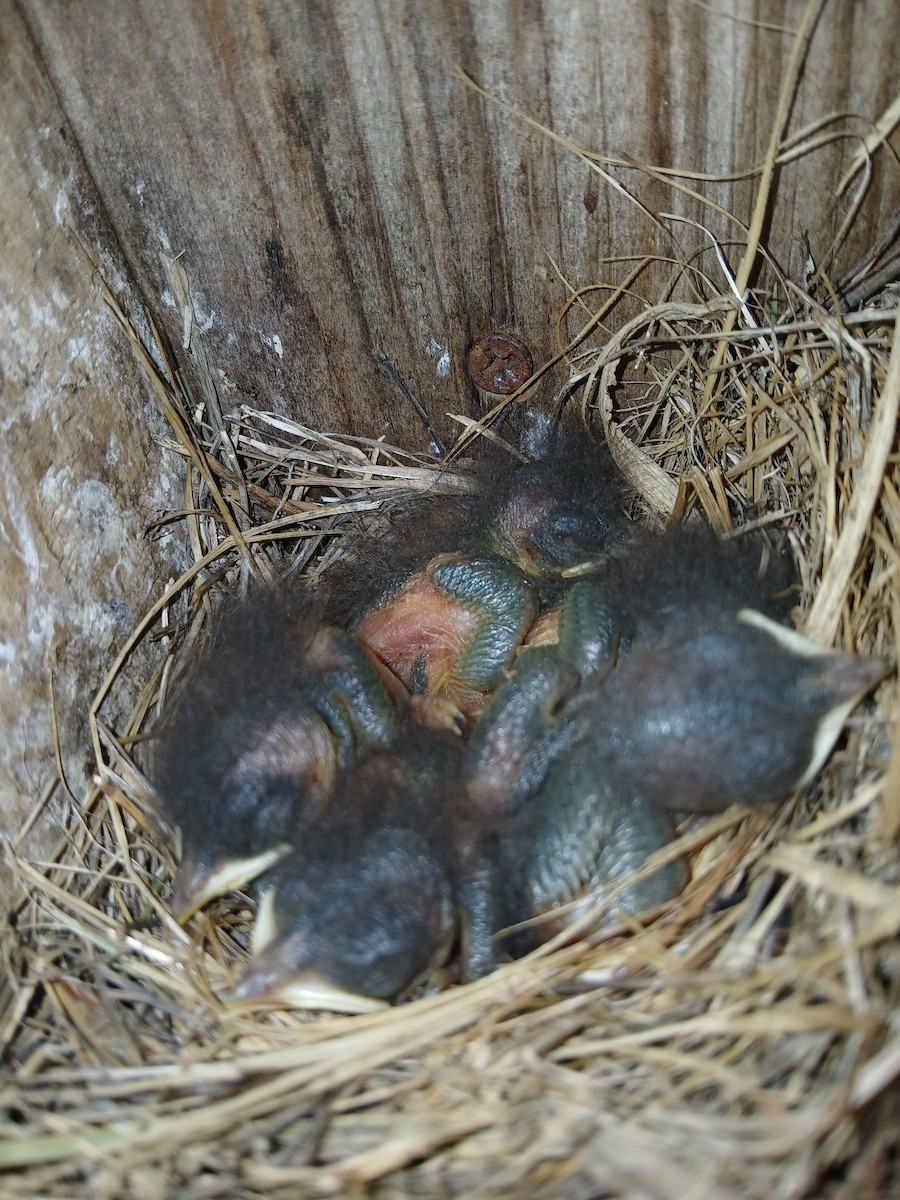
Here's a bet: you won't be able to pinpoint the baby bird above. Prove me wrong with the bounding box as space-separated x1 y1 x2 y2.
325 415 638 726
353 551 540 728
231 730 469 1012
152 586 401 921
476 447 637 584
454 645 685 954
555 527 889 812
511 739 690 943
158 691 337 922
468 526 887 948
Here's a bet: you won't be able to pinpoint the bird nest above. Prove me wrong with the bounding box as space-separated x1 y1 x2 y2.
2 107 899 1200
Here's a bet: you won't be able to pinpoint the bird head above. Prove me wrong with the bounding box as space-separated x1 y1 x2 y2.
484 459 638 577
164 703 337 921
230 826 456 1011
591 610 888 812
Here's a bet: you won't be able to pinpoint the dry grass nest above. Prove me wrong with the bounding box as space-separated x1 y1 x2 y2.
3 85 900 1200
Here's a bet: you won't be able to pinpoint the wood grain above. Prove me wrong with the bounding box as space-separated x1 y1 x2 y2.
0 3 189 857
16 0 898 443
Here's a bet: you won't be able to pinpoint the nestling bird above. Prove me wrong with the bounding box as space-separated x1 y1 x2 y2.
324 414 640 726
152 585 402 920
454 644 685 953
230 730 475 1012
510 738 690 944
553 527 889 813
353 550 540 727
466 526 887 948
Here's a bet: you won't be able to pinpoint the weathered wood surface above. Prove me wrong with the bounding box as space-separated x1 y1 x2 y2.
0 0 896 859
0 3 189 866
17 0 899 440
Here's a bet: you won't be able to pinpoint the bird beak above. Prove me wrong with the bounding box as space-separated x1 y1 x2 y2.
230 887 389 1013
738 609 889 786
250 886 280 954
560 559 602 579
796 652 890 786
172 843 292 923
229 957 389 1015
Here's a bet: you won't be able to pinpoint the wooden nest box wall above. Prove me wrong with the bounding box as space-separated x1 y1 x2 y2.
1 2 898 1196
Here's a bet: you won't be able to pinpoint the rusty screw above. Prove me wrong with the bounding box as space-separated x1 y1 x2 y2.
466 333 533 395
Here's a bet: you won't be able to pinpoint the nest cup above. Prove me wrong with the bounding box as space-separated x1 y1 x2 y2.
2 86 899 1200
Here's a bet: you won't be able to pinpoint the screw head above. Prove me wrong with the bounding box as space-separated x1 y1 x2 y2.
466 333 533 395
